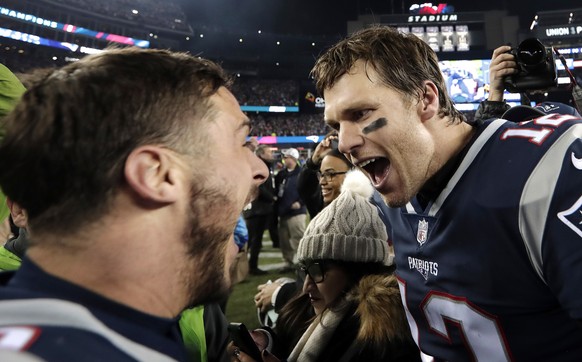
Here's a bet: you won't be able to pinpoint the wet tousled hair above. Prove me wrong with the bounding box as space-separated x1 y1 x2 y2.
0 47 231 235
311 25 465 124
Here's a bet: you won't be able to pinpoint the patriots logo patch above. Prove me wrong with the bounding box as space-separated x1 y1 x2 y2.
416 267 429 280
557 196 582 238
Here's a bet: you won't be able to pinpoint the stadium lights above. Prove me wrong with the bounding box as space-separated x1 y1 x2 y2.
529 15 538 31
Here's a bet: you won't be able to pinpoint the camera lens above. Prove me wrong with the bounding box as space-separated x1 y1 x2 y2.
516 38 546 69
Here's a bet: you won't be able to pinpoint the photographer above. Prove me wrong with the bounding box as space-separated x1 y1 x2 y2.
475 43 580 122
474 45 517 121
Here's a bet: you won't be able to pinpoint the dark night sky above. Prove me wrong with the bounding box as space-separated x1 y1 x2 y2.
177 0 578 36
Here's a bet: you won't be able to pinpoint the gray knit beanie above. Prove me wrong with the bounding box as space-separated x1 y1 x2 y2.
297 170 390 265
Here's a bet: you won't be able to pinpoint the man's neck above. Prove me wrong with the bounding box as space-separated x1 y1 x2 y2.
26 218 190 318
418 121 477 207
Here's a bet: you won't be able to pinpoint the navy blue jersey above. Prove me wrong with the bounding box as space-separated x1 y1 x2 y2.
389 115 582 361
0 259 188 361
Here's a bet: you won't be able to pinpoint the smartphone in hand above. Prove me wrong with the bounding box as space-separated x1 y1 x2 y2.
330 138 339 150
228 322 263 361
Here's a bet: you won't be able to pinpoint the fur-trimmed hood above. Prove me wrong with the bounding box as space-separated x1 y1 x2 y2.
287 272 419 362
348 273 412 346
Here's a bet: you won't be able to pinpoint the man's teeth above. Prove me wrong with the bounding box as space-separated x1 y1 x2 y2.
358 158 376 167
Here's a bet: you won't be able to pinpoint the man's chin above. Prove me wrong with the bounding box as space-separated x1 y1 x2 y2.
203 285 231 305
188 277 230 308
382 192 409 208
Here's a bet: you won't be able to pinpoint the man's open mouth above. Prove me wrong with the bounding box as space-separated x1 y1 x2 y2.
358 157 390 187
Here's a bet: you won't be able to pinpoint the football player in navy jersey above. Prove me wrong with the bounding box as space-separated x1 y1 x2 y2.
0 48 268 361
310 26 582 361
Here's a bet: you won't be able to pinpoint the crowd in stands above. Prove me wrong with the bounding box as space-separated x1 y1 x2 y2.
248 113 327 137
245 110 478 137
231 78 299 107
48 0 190 32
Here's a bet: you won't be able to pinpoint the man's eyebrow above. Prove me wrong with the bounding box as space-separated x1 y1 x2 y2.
238 119 252 132
324 117 339 129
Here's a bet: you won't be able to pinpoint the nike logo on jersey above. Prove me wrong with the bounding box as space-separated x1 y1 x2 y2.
557 196 582 238
572 152 582 170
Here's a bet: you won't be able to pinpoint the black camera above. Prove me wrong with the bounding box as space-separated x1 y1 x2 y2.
503 38 557 93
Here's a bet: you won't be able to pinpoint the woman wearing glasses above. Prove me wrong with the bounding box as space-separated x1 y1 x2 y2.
317 150 350 207
297 132 352 219
240 171 420 362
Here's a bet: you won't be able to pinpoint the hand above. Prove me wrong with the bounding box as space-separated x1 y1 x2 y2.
254 281 279 312
290 201 301 210
229 333 281 362
488 45 518 102
311 135 337 165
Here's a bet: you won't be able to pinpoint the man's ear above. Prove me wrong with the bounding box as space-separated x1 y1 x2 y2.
124 146 184 204
419 81 439 122
6 198 28 228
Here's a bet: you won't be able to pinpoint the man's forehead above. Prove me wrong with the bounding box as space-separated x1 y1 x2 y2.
208 88 249 128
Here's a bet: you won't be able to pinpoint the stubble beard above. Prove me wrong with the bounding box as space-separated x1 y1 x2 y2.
181 178 259 309
181 181 236 308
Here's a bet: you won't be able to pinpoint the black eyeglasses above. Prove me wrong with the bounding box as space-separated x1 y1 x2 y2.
299 262 326 283
317 171 348 182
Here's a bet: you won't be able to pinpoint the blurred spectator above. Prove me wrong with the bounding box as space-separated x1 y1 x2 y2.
244 145 278 276
275 148 307 272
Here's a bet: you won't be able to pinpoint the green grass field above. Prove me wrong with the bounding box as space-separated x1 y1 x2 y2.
225 238 294 330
